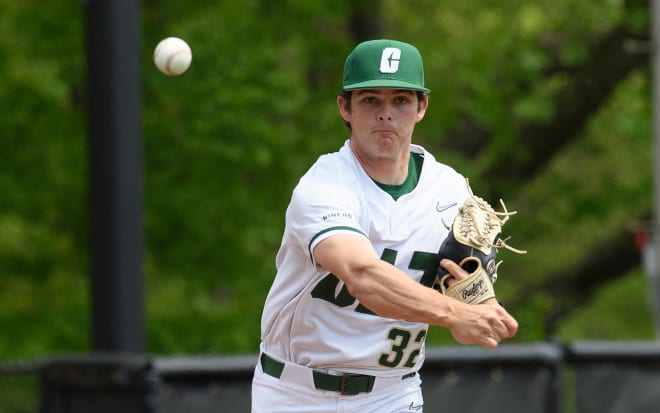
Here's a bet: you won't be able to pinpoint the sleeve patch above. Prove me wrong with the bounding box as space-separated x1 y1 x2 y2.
322 211 353 221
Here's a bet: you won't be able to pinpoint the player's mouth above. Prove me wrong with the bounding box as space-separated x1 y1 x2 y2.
373 128 397 137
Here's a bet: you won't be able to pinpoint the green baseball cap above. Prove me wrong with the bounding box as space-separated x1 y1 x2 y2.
342 39 430 93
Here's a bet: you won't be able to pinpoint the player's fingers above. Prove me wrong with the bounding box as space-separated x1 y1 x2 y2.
490 315 517 340
440 259 469 281
503 316 519 338
493 319 514 341
484 301 519 338
439 258 459 273
480 336 498 349
495 306 519 338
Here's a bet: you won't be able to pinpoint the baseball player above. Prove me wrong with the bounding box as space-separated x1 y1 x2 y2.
251 39 518 413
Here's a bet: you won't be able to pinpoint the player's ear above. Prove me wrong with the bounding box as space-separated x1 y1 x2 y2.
337 95 351 122
415 96 429 122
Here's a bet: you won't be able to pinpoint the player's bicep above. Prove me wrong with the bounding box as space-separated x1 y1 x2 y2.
313 233 379 284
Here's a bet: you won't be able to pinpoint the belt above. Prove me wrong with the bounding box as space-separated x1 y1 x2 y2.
260 352 416 396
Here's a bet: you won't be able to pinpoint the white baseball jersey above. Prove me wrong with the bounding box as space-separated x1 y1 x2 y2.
260 140 470 377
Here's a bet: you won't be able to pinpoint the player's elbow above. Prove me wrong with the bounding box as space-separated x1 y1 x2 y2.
340 262 381 302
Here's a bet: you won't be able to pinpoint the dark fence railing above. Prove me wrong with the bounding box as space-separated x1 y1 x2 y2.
566 341 660 413
420 343 563 413
2 341 660 413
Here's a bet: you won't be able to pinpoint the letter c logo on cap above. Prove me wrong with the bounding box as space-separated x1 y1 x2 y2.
380 47 401 74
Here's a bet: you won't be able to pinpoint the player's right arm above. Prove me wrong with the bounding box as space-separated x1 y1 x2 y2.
313 233 518 349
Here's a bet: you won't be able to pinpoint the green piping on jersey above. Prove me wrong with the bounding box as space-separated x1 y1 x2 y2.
308 226 367 262
373 152 424 201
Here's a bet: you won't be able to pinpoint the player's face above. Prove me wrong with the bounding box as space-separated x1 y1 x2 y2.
338 89 428 162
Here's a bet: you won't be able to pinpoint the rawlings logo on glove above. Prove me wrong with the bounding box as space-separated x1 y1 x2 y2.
437 183 526 305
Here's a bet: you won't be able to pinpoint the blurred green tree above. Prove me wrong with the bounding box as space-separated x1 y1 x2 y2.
0 0 654 357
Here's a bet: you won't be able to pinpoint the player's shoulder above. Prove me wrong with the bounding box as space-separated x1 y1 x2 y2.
288 143 356 204
300 141 359 186
414 144 464 180
413 144 471 204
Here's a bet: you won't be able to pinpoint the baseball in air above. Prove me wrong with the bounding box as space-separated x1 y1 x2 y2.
153 37 192 76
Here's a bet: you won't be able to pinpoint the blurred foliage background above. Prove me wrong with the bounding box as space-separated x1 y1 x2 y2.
0 0 657 358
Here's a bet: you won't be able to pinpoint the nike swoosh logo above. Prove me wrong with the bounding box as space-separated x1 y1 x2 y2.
436 202 457 213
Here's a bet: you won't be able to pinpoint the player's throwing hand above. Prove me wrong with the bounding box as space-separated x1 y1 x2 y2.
441 258 518 348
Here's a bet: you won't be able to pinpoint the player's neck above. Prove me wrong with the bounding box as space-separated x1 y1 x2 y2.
350 143 410 185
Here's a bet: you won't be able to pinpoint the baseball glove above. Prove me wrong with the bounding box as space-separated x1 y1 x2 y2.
436 187 526 305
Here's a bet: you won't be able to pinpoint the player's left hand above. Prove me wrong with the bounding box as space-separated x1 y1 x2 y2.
440 258 466 286
440 259 498 305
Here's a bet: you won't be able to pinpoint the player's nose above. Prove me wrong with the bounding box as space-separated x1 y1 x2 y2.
377 105 394 121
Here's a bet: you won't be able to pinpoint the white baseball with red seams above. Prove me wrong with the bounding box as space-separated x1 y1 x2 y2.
153 37 192 76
